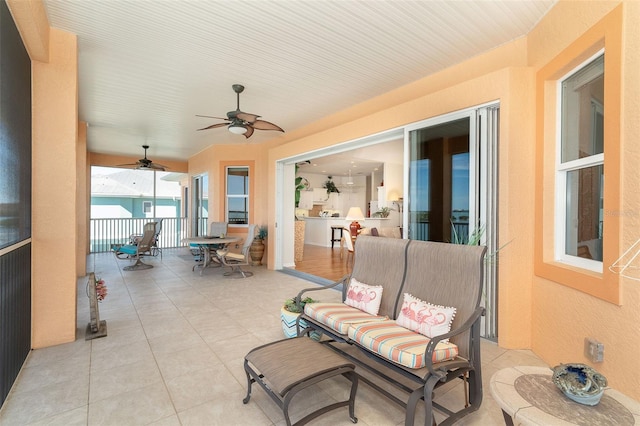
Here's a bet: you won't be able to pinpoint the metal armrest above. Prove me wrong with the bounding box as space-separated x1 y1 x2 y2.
295 275 350 309
422 306 485 377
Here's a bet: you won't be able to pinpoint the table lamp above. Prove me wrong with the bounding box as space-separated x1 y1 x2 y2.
345 207 365 237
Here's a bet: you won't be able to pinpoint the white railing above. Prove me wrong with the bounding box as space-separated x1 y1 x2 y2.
90 217 192 253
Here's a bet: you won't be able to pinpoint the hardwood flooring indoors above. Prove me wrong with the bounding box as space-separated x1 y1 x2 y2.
291 244 350 282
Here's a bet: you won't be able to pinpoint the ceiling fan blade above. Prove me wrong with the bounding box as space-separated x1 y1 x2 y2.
236 112 260 123
252 119 284 132
117 163 139 167
197 122 229 131
243 125 255 139
196 114 229 120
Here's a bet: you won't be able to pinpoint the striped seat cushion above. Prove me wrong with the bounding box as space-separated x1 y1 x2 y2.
347 320 459 369
304 302 388 335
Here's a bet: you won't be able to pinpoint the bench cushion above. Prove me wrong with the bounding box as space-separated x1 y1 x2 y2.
347 320 459 369
304 302 388 335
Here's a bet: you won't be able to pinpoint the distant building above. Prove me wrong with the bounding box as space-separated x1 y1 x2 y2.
91 168 185 218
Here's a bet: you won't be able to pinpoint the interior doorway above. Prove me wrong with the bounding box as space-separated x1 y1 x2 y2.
275 103 499 339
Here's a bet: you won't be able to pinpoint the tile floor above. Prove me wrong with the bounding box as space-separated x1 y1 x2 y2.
0 249 548 425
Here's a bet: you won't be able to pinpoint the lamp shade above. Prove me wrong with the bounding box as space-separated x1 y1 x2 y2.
345 207 365 221
345 207 365 237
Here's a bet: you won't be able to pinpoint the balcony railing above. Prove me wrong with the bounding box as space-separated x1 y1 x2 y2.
410 221 469 243
90 217 191 253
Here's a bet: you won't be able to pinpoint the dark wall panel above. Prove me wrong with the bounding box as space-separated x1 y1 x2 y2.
0 0 32 249
0 244 31 405
0 1 33 408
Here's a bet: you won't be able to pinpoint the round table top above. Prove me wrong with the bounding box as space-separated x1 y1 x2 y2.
490 366 640 425
182 236 240 244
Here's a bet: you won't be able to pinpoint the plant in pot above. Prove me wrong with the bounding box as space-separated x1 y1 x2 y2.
281 296 322 340
323 176 340 195
373 206 392 218
249 225 268 266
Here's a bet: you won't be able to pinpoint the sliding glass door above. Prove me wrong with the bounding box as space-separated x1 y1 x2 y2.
192 174 208 236
406 105 499 339
408 116 473 243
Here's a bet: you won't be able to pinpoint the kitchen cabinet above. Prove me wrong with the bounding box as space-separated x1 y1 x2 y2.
303 217 392 247
298 190 314 210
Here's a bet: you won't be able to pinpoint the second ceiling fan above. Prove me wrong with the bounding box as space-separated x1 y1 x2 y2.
197 84 284 139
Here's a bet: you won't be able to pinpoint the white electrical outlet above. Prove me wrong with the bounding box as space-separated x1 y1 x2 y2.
584 338 604 363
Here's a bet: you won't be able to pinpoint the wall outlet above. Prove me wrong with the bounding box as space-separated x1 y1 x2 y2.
584 338 604 363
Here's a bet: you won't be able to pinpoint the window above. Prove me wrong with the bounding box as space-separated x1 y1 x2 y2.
535 5 622 304
226 166 249 226
556 53 604 271
143 201 153 214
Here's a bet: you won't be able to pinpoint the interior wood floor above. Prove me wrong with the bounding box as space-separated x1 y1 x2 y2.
291 244 351 282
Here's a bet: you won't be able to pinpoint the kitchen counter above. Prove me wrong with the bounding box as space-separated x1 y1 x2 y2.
302 217 390 247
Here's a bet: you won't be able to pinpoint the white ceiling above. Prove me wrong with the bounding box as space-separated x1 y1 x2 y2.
42 0 555 166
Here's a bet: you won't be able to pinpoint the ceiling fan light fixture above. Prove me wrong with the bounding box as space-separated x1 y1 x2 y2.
228 123 248 135
346 169 354 185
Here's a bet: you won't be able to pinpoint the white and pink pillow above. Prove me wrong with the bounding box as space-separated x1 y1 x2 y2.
396 293 456 341
344 278 383 316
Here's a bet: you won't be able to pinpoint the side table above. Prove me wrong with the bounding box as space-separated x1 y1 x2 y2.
490 366 640 425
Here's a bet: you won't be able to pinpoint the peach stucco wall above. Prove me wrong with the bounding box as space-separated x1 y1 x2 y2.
529 1 640 400
31 27 79 348
11 0 640 401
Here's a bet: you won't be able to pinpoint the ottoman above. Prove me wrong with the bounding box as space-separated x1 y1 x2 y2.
243 337 358 425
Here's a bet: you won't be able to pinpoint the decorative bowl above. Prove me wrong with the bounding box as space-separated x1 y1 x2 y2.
551 363 607 406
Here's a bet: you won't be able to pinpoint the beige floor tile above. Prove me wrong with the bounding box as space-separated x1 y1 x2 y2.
147 329 206 355
90 339 153 372
148 413 182 426
26 406 88 426
178 389 272 426
89 359 163 402
165 365 243 412
0 251 550 426
0 375 89 425
154 343 221 380
208 333 267 363
88 381 175 425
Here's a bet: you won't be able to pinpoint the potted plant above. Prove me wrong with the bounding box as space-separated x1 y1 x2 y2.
323 176 340 194
281 296 322 340
373 206 392 218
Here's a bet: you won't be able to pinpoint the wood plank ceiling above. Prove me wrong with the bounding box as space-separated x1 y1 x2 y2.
43 0 555 162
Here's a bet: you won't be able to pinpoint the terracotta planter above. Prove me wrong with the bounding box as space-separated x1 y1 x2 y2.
280 307 321 340
249 239 265 266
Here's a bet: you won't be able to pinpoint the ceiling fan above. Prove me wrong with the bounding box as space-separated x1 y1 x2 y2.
196 84 284 139
118 145 168 171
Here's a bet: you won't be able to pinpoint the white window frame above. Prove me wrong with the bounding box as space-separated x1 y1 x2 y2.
143 201 152 214
554 50 604 273
226 165 249 227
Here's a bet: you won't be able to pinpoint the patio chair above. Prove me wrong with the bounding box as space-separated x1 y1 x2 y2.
113 222 156 270
217 224 256 278
150 218 163 258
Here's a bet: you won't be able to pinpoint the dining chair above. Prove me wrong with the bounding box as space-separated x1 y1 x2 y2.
342 226 355 270
217 224 256 278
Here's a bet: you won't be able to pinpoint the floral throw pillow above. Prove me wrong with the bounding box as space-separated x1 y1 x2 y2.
396 293 456 341
344 278 383 316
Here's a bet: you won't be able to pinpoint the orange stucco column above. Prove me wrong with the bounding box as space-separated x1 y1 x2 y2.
31 27 79 348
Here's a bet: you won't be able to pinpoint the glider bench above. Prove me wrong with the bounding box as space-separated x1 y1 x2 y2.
295 235 487 426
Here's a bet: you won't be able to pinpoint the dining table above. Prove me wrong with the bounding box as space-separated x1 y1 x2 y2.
182 236 241 275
